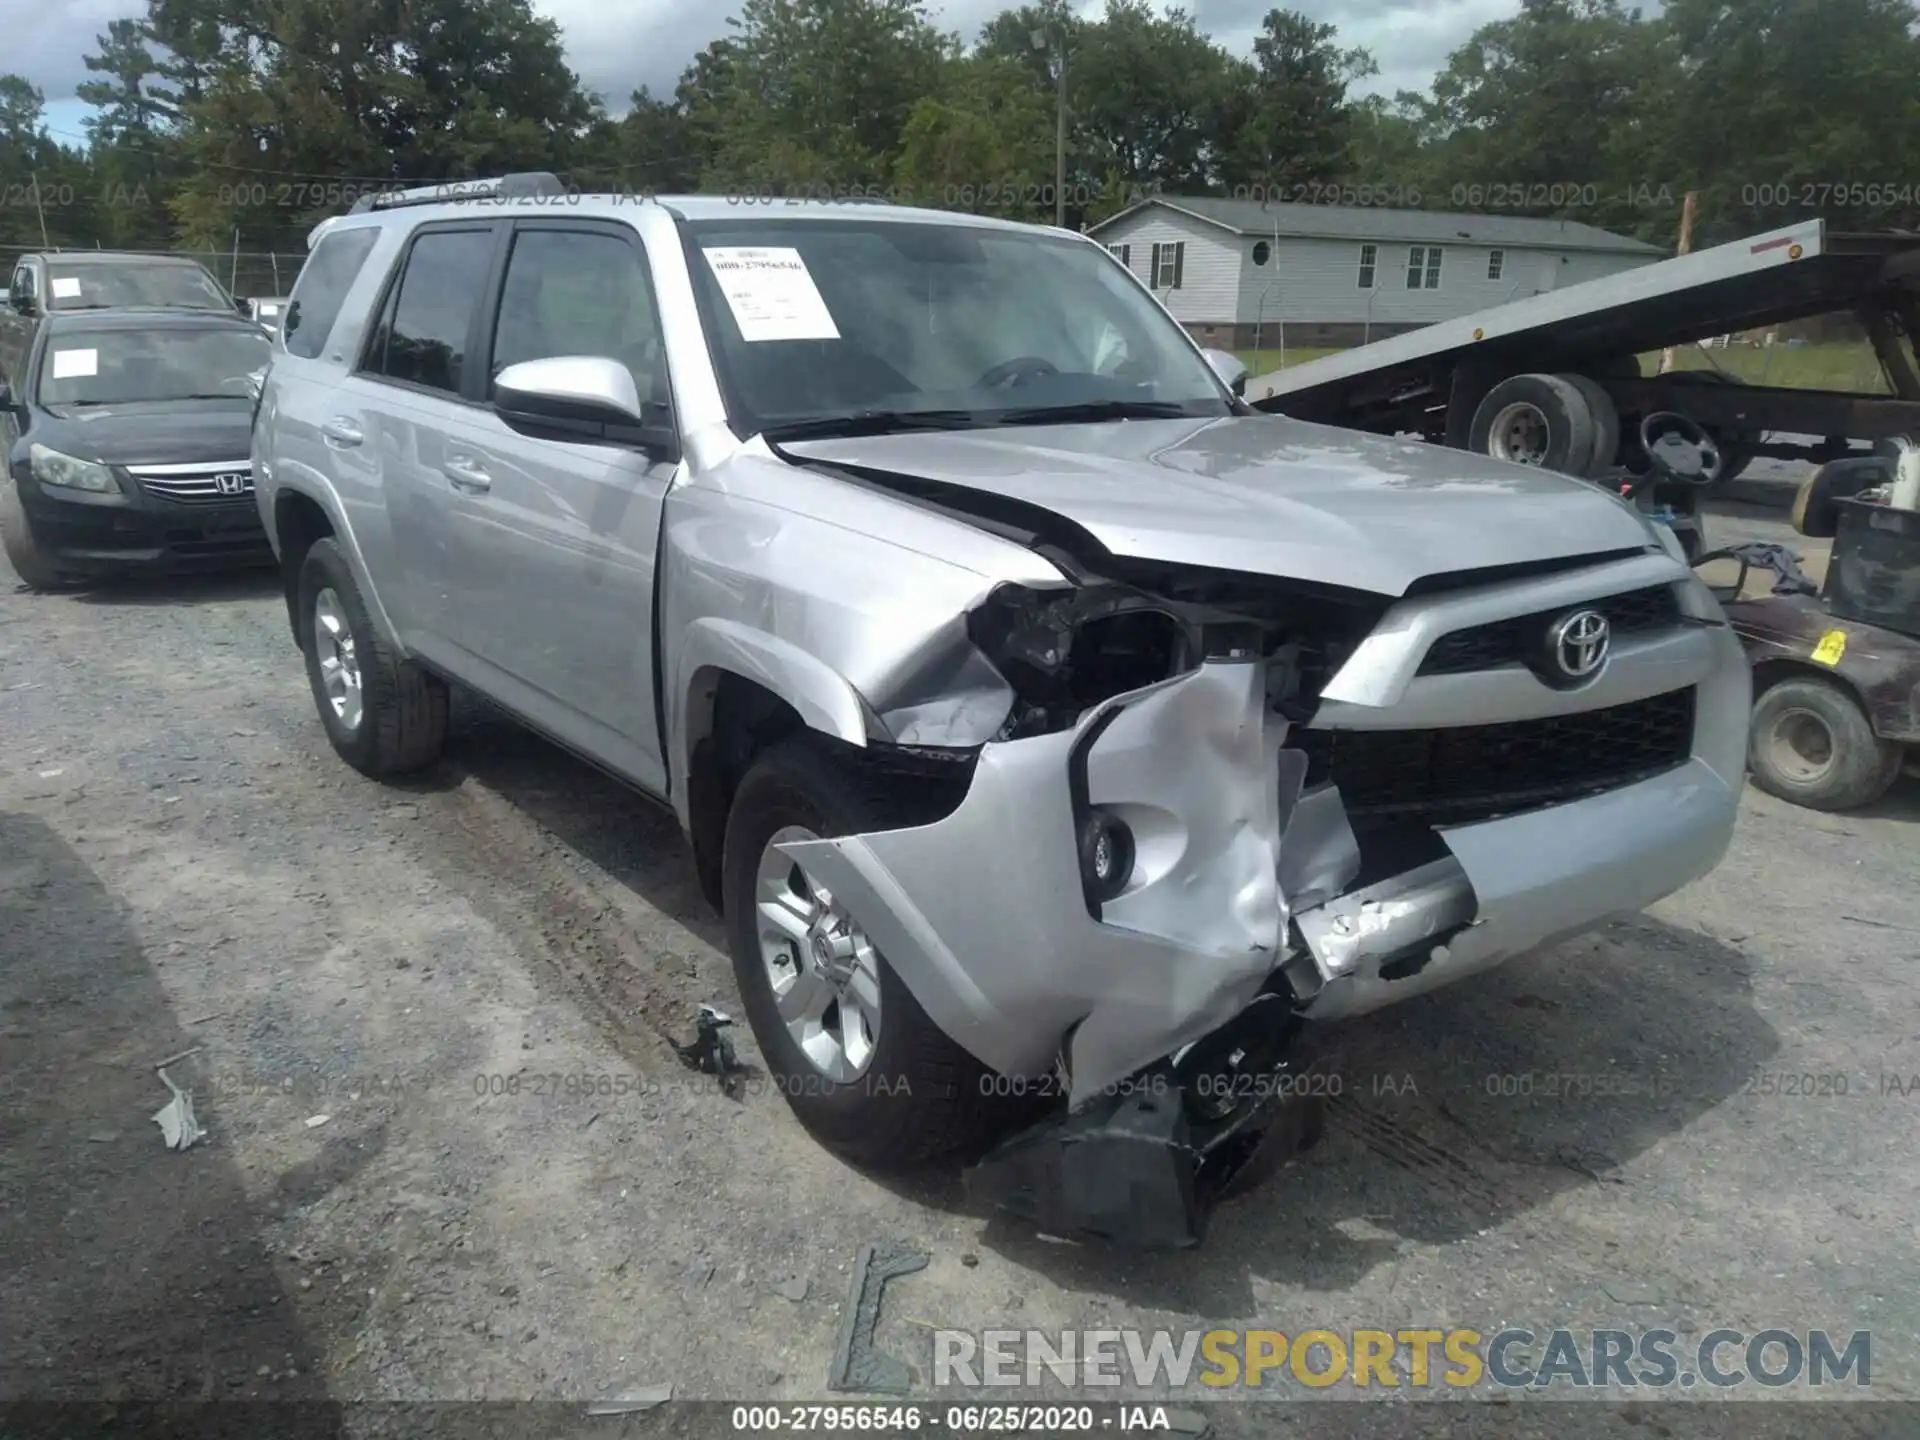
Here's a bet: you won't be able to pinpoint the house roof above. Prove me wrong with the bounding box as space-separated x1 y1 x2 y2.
1090 196 1665 256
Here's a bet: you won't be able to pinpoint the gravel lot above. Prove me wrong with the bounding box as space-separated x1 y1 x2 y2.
2 493 1915 1438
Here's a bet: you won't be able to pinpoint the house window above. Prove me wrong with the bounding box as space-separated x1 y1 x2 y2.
1407 245 1444 290
1357 243 1377 288
1251 240 1271 266
1151 241 1184 289
1487 248 1505 281
1108 243 1130 269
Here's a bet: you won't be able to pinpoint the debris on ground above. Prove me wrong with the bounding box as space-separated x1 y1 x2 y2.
151 1069 205 1151
585 1382 673 1415
672 1004 745 1098
304 1114 331 1129
827 1242 928 1395
772 1277 809 1303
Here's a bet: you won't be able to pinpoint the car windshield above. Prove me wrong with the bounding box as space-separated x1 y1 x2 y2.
679 217 1232 437
46 262 231 311
38 326 271 406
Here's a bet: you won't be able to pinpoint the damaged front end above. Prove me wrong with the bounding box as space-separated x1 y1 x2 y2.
777 568 1386 1246
777 549 1746 1247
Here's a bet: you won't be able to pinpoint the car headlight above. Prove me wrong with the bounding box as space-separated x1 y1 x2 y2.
29 443 118 493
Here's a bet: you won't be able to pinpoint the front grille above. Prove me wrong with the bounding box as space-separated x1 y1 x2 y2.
125 462 255 505
1417 584 1682 676
1295 687 1696 824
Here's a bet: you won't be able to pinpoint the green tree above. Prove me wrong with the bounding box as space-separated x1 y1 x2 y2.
893 54 1055 215
1214 9 1377 192
695 0 956 192
1408 0 1671 234
1647 0 1920 238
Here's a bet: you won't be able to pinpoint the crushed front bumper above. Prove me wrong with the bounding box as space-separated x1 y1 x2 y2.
780 601 1748 1117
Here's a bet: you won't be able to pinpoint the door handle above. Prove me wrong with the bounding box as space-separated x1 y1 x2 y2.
442 457 492 493
320 417 363 447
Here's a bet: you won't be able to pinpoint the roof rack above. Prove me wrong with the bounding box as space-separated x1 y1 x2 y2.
348 171 570 214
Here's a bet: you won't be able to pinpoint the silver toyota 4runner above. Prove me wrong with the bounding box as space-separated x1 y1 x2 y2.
254 174 1749 1245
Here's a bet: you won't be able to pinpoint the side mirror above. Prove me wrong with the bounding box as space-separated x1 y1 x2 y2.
236 297 251 315
1201 346 1249 397
492 356 676 455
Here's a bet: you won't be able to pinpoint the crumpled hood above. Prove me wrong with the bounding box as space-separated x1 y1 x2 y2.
783 414 1659 596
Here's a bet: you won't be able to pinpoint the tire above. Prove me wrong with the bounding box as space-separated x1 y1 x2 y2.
1687 372 1756 484
1558 372 1620 474
722 737 1004 1170
1748 676 1903 812
0 478 74 590
297 536 448 776
1468 373 1597 476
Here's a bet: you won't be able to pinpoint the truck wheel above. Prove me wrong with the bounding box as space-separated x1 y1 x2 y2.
1469 374 1597 476
1748 676 1903 811
1558 373 1621 474
297 537 448 776
0 479 75 590
722 737 1004 1170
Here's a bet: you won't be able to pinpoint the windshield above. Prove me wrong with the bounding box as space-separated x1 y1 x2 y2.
679 218 1232 436
46 263 231 312
38 327 271 406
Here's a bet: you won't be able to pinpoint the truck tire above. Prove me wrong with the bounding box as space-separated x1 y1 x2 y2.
0 478 75 590
297 537 449 776
1468 374 1597 476
1748 675 1903 811
1558 373 1621 474
722 736 1005 1170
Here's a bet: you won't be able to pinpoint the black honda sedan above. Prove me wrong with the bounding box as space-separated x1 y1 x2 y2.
0 309 272 588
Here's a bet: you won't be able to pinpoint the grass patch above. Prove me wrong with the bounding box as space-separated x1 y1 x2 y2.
1237 345 1343 376
1639 341 1892 393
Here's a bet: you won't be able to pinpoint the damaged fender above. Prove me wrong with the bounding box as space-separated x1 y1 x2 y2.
775 658 1302 1104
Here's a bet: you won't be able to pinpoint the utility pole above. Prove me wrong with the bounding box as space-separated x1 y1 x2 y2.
28 170 51 249
1034 27 1068 226
1657 190 1698 375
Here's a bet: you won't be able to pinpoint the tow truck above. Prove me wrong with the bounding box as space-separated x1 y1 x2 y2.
1248 219 1920 558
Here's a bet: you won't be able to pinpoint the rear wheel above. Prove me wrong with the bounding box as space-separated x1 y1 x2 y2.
722 737 1005 1170
1748 675 1902 811
0 479 75 590
1468 373 1598 477
297 537 448 776
1558 373 1621 474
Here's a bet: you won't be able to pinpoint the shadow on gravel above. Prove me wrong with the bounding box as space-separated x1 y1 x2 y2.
965 915 1779 1315
424 698 723 949
0 812 339 1429
64 566 280 609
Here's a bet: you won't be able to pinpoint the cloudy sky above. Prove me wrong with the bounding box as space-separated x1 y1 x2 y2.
18 0 1516 145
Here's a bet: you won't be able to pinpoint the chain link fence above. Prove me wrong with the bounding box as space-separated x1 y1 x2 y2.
0 245 308 300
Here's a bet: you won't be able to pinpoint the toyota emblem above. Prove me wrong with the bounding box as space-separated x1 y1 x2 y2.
214 472 248 496
1549 608 1610 680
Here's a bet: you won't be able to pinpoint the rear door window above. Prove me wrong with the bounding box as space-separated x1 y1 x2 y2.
361 227 497 395
285 228 380 360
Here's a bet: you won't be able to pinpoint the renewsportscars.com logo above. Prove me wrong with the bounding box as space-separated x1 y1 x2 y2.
932 1327 1873 1393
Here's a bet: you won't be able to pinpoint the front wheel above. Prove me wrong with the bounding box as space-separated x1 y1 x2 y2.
1748 675 1902 811
297 537 448 776
721 738 1005 1169
0 479 75 590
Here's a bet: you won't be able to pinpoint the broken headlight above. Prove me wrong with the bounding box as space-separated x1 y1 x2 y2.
966 582 1262 740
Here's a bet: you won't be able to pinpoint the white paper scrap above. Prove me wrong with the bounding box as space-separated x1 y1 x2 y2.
51 349 98 379
51 276 83 299
701 247 840 343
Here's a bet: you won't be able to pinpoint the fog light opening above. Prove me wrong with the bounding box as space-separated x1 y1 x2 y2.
1078 808 1136 906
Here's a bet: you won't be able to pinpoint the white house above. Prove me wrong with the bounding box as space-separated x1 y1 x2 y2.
1087 196 1665 350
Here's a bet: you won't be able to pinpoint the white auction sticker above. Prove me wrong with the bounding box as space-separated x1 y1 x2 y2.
701 247 840 342
50 276 83 299
51 348 98 379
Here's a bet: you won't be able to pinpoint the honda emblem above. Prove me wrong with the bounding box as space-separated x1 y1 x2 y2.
214 472 248 496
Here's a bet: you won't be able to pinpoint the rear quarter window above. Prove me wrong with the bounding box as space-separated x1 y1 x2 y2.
284 228 382 360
